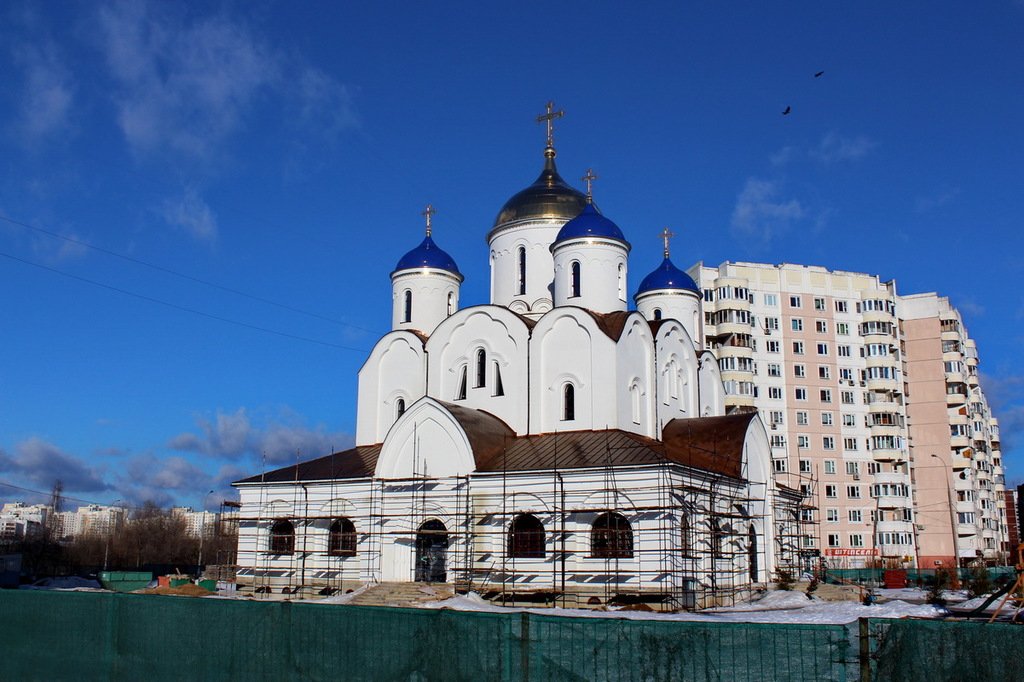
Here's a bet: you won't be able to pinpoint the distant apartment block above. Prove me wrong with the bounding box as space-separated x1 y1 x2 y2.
53 504 126 540
691 262 1008 569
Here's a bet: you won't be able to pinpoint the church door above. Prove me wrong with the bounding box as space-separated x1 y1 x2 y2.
415 519 449 583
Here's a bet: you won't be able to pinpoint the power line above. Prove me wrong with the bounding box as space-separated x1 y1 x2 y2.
0 249 369 352
0 211 377 335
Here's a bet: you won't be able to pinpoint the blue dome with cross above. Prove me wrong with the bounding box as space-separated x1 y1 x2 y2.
635 256 699 295
392 235 461 276
553 202 629 245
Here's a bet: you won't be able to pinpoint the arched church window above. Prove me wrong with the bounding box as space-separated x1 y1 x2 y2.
653 308 662 321
630 382 641 425
508 513 545 558
493 361 504 397
329 518 357 556
517 247 527 296
681 512 693 558
562 383 575 421
269 519 295 555
403 290 412 323
475 349 487 388
395 398 406 420
748 524 758 582
617 263 625 301
711 517 723 560
591 512 633 558
447 292 454 316
456 366 468 401
570 261 581 298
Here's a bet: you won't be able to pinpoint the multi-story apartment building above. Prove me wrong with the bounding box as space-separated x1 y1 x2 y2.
171 507 218 537
53 504 126 540
900 293 1006 567
0 503 51 539
692 262 1007 569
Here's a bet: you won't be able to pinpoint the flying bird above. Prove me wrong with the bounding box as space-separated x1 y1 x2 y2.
782 106 792 115
814 70 825 78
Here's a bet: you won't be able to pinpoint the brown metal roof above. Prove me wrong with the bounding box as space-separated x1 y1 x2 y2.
584 309 632 341
236 412 755 484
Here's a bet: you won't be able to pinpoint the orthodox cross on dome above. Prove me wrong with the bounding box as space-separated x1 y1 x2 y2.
660 227 675 259
536 100 564 150
581 168 598 203
422 203 436 237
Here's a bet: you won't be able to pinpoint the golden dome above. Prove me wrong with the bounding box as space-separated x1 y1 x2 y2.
490 147 587 232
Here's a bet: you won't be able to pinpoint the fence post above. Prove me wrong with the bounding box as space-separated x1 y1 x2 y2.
520 611 530 682
858 617 871 682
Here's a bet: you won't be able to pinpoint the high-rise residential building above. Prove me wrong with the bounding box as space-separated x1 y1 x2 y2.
900 293 1006 567
692 262 1008 569
53 504 126 540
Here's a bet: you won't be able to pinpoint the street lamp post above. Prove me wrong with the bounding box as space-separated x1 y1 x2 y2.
196 490 215 579
103 500 122 572
930 454 960 572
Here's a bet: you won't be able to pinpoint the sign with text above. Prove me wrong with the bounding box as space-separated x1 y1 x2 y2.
824 548 879 557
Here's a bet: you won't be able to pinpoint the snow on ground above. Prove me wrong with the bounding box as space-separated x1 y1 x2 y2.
419 590 947 625
318 584 372 604
19 576 103 590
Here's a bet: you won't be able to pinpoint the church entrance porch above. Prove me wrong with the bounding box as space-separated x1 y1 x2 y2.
415 519 449 582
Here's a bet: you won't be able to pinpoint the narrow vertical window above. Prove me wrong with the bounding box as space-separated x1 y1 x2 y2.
456 366 467 400
562 383 575 421
447 292 454 316
475 349 487 388
517 247 527 296
403 290 412 323
630 383 640 424
493 361 504 397
617 263 625 301
396 398 406 420
570 261 581 298
653 308 662 321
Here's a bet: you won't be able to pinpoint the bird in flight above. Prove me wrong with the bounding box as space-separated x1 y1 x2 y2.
782 105 792 115
814 70 825 78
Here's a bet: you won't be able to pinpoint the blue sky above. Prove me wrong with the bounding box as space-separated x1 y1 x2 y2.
1 1 1022 510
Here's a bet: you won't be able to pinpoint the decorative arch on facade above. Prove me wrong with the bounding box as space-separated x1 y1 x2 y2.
591 512 633 558
269 518 295 555
375 397 477 479
329 517 357 556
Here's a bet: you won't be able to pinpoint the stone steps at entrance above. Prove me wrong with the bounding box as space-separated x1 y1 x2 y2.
347 582 455 608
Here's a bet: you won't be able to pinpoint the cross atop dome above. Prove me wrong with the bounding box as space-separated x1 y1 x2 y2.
536 100 564 157
581 168 598 203
660 227 675 259
422 203 436 237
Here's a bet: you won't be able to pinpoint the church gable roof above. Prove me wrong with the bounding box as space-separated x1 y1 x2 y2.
234 444 383 484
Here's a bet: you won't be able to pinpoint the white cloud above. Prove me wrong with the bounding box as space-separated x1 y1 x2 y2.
295 67 358 139
0 438 109 493
730 178 805 242
810 132 876 164
161 187 218 243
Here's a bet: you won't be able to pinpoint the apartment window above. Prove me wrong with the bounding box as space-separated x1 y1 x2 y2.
767 363 781 377
765 293 778 306
838 345 851 358
820 389 832 403
842 414 856 427
868 462 882 475
844 437 859 451
793 341 805 355
814 297 826 311
795 388 807 401
790 295 802 308
841 391 855 405
796 411 809 425
799 459 812 473
794 364 806 378
791 318 804 332
818 366 831 379
773 458 787 473
837 322 850 335
827 533 841 548
764 386 781 400
816 342 829 355
835 300 848 313
769 410 784 425
839 368 854 381
846 461 860 476
824 460 836 474
765 317 780 331
847 485 861 499
815 320 828 333
825 485 838 498
849 509 863 523
770 435 786 448
767 340 781 353
797 435 810 448
826 509 839 523
850 534 864 547
823 436 835 450
821 412 833 425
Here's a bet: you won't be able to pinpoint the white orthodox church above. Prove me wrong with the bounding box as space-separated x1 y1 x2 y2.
234 107 802 609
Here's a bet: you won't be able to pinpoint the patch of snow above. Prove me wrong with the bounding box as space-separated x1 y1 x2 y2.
318 584 372 604
20 576 103 590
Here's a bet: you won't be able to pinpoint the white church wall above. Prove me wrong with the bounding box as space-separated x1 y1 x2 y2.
375 398 477 479
654 321 700 435
425 306 531 435
391 269 461 334
529 308 617 433
614 314 656 438
356 331 427 446
489 220 565 314
697 351 727 417
551 239 629 313
636 289 703 346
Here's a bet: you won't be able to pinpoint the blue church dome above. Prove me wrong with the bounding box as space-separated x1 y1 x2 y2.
392 235 461 277
554 202 629 245
636 257 699 295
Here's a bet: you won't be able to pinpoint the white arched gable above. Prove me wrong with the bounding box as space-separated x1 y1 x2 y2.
655 321 700 427
356 330 427 446
742 414 772 488
375 397 477 479
425 305 531 435
697 350 726 417
616 313 656 437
